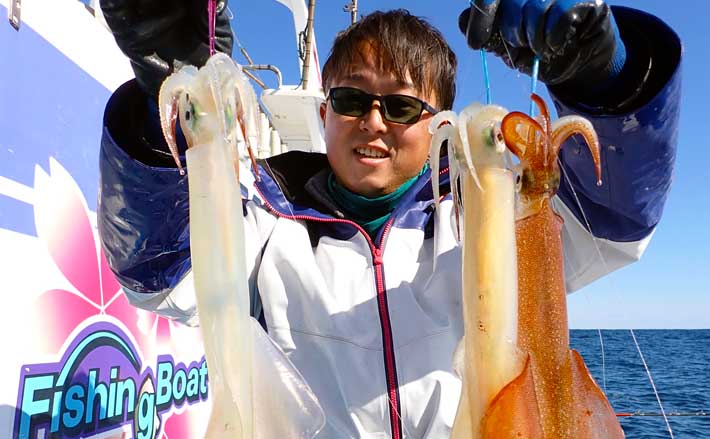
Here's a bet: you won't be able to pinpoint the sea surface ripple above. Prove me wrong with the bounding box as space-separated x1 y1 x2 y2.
571 329 710 439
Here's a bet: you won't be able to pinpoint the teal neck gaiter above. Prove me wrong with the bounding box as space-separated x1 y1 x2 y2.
327 164 428 238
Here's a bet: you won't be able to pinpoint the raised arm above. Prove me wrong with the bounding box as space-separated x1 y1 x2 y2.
458 1 681 289
97 0 252 323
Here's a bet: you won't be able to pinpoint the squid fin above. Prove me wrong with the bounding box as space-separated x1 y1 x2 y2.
251 319 325 438
450 336 475 438
450 379 474 439
480 356 544 438
203 386 244 439
452 336 465 379
568 350 626 439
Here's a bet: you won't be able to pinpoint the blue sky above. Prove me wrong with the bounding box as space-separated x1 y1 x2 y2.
230 1 707 328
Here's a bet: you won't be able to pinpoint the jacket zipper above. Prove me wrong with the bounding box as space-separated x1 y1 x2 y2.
254 187 403 438
372 219 402 439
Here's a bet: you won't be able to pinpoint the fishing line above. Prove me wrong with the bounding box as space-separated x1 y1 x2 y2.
480 51 492 105
234 35 268 87
598 328 607 393
618 411 710 418
630 329 675 438
496 32 533 109
529 56 539 116
499 31 516 80
388 403 415 439
555 161 616 410
469 1 489 16
557 162 674 438
467 1 493 105
207 0 217 56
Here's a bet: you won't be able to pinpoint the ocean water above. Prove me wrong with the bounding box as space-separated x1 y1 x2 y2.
570 329 710 439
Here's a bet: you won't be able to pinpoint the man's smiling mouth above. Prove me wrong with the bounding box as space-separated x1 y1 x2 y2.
355 146 388 158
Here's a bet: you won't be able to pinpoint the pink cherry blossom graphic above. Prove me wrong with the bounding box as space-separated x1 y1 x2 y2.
32 158 146 351
28 158 204 438
162 409 193 439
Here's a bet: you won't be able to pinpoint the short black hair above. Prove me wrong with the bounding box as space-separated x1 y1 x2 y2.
322 9 457 110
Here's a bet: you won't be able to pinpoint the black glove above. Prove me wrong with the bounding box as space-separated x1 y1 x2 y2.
458 0 626 89
101 0 234 99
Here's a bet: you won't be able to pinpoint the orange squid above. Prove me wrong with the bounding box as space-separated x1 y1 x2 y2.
482 93 625 438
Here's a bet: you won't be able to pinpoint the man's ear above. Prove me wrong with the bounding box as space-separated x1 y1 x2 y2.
319 102 327 126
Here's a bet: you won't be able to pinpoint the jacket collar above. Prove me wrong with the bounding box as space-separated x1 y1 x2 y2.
255 151 451 225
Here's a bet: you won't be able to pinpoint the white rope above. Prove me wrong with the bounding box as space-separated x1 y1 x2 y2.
629 329 675 438
597 328 607 393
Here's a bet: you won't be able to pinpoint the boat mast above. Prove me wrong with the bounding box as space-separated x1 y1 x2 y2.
300 0 316 90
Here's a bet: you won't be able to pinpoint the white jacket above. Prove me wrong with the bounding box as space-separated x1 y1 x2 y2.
112 151 651 438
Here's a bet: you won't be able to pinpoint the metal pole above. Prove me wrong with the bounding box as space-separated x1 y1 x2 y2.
343 1 358 25
242 64 284 89
8 0 21 30
301 0 316 90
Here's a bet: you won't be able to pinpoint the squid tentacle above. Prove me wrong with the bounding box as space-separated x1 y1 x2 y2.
158 66 198 175
551 116 603 185
458 104 484 191
500 111 545 161
531 94 552 168
429 125 459 209
531 94 550 139
428 111 459 210
206 53 262 180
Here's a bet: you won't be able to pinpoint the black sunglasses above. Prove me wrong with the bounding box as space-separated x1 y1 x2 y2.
328 87 439 124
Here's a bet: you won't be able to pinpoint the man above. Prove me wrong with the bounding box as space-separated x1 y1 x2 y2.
98 1 680 436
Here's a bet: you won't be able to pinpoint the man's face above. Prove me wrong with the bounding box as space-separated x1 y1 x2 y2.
320 55 437 198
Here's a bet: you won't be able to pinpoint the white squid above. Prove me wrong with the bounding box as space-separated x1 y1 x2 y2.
159 53 324 439
428 104 523 438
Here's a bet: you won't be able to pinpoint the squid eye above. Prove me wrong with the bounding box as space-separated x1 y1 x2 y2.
186 101 199 123
514 165 524 192
484 126 495 147
180 93 195 124
492 123 506 153
494 126 504 143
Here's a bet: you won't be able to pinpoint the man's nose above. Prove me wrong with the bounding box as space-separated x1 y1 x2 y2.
360 101 387 133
